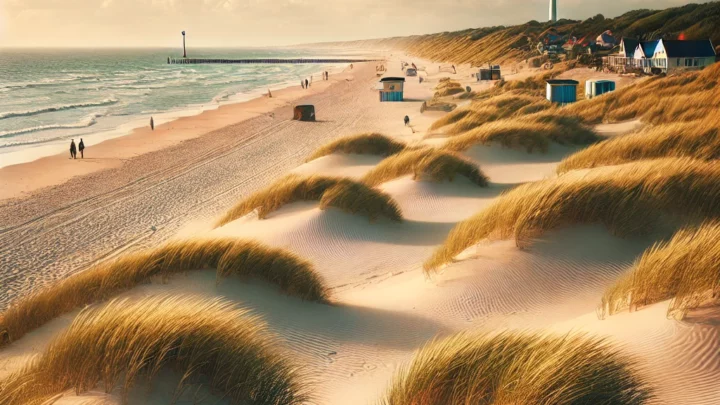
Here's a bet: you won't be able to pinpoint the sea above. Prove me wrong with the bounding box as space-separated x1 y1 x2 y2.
0 48 347 167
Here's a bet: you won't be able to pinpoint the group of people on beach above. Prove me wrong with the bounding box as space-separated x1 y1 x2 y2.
300 72 330 89
69 139 85 159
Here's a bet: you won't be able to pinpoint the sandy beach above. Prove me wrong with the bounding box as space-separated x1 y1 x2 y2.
1 48 719 405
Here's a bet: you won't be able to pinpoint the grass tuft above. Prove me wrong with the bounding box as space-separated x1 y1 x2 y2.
215 174 403 226
362 148 488 187
601 221 720 319
0 295 310 405
425 158 720 271
306 133 406 161
320 179 403 221
379 330 651 405
0 238 328 346
558 117 720 173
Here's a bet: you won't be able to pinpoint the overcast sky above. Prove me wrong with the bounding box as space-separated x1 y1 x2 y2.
0 0 705 47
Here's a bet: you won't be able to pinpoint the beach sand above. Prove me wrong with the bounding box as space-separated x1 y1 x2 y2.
1 55 718 404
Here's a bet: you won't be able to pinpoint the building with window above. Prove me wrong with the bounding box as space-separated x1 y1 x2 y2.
605 38 716 74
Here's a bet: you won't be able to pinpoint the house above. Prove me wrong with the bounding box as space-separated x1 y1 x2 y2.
546 79 579 104
605 38 716 73
377 77 405 102
477 65 501 81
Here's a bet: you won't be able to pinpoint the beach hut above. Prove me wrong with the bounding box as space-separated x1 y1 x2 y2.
293 105 316 121
585 79 616 99
406 68 417 77
477 65 502 81
377 77 405 102
546 79 579 104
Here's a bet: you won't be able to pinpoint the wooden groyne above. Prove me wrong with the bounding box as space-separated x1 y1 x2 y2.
167 57 382 65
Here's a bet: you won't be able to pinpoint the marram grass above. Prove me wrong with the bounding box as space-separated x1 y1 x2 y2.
558 117 720 173
601 221 720 319
306 133 406 161
215 174 403 227
0 238 328 346
0 295 310 405
425 158 720 271
379 330 651 405
362 148 488 187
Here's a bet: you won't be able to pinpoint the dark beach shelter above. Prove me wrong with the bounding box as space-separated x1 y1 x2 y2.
546 79 579 104
293 105 316 121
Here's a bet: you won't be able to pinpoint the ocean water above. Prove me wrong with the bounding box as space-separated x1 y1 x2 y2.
0 48 343 166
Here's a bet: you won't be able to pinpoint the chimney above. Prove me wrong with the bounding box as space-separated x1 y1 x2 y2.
549 0 557 22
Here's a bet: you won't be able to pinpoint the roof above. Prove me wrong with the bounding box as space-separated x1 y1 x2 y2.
380 77 405 82
621 38 639 57
593 80 615 83
546 79 579 85
662 39 716 58
640 40 659 57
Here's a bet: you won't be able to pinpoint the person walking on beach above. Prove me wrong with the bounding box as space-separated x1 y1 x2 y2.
305 79 309 89
69 139 77 159
404 115 410 126
150 116 155 131
301 80 305 89
78 139 85 159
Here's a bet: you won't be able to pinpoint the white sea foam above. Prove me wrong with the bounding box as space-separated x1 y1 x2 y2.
0 99 118 120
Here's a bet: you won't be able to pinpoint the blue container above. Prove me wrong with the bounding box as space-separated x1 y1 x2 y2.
546 79 579 104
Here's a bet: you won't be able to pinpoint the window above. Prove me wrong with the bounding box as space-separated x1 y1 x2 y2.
685 58 693 66
677 59 681 66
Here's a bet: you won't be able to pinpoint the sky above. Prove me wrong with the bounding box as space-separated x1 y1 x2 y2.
0 0 705 48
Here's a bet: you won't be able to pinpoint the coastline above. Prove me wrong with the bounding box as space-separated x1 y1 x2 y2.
0 63 354 200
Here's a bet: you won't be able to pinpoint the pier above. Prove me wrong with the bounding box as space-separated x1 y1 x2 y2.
168 57 382 65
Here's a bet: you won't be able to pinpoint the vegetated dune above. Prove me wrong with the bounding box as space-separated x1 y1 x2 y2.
0 238 328 345
601 221 720 320
443 113 599 154
0 295 309 405
306 133 406 161
434 78 465 97
425 158 720 271
362 148 488 187
563 62 720 125
558 117 720 173
430 93 551 133
215 175 403 227
379 330 651 405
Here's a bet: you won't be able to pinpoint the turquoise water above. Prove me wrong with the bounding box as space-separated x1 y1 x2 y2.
0 48 340 163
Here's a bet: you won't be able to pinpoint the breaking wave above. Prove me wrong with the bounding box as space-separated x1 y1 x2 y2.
0 113 101 139
0 98 118 120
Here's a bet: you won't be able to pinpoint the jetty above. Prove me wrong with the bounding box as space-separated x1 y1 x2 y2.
168 57 382 65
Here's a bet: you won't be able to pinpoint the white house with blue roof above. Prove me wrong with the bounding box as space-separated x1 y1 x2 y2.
606 38 716 73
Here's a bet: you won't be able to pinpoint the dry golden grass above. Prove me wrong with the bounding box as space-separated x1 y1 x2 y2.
379 330 651 405
444 113 599 154
0 295 310 405
558 117 720 173
215 174 403 227
563 62 720 125
601 221 720 319
362 148 488 187
425 158 720 271
0 238 328 345
306 133 406 161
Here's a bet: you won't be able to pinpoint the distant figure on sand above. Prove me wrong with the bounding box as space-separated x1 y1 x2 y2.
404 115 410 126
78 139 85 159
150 116 155 131
301 80 305 89
305 79 309 88
69 139 77 159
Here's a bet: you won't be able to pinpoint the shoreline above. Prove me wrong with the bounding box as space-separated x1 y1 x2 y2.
0 63 357 200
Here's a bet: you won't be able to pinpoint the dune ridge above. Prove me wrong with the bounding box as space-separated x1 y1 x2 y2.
0 295 309 405
601 221 720 319
0 238 328 346
306 133 406 161
426 158 720 271
363 148 488 187
379 330 651 405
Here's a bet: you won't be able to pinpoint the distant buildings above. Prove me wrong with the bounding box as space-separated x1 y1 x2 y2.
605 38 717 74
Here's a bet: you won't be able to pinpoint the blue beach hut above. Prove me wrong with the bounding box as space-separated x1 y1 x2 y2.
546 79 579 104
585 79 616 99
378 77 405 102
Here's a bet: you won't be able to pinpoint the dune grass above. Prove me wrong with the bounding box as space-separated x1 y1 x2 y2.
558 117 720 173
425 158 720 271
444 113 599 154
379 330 651 405
306 133 406 161
0 295 310 405
215 174 403 227
362 148 488 187
563 62 720 125
0 238 328 346
601 221 720 319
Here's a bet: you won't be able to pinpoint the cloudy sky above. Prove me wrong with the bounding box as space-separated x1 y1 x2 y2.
0 0 702 47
